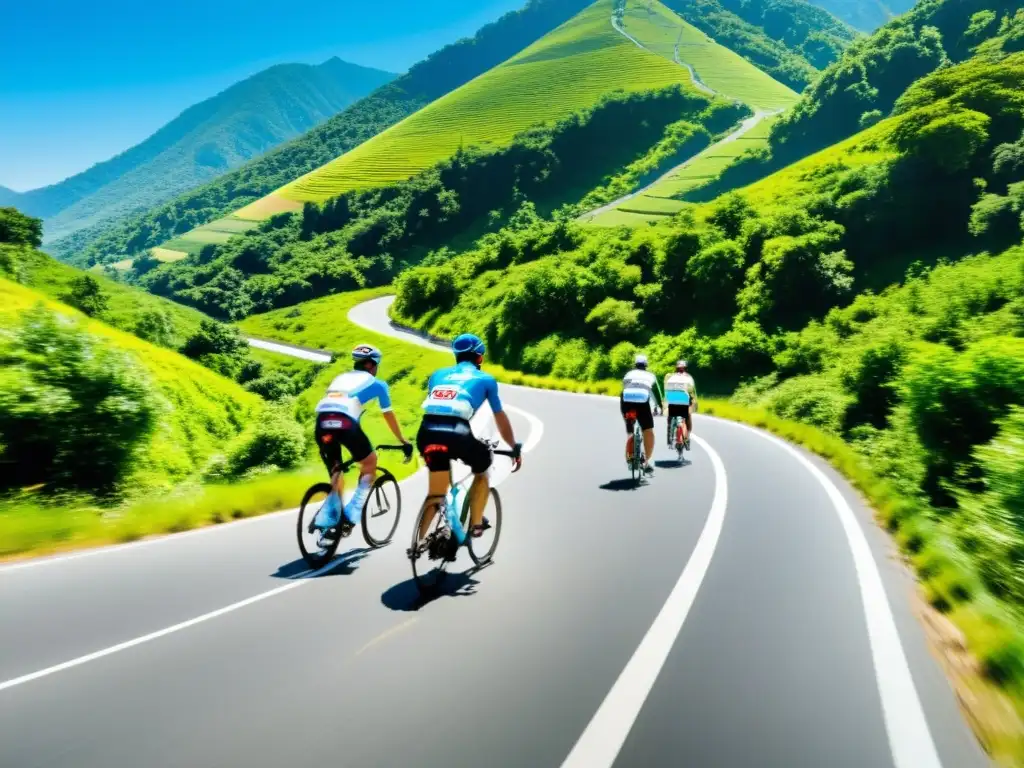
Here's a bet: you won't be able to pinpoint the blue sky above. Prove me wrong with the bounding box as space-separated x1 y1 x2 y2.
0 0 524 191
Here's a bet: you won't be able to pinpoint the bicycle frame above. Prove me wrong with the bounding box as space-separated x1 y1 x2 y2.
330 444 407 527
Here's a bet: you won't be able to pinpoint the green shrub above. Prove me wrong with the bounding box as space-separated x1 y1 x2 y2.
61 275 109 318
225 406 306 476
0 305 156 493
585 298 641 342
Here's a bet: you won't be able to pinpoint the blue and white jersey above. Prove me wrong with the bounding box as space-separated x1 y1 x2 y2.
314 370 392 422
422 361 503 421
621 368 658 404
664 372 695 406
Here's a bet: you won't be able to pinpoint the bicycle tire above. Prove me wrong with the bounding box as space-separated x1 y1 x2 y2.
409 499 451 594
297 483 341 569
460 487 503 566
630 421 638 487
361 468 402 547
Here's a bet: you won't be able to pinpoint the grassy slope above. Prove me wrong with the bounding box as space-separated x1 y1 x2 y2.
236 0 691 215
623 0 798 109
585 1 796 224
3 245 207 346
0 277 260 489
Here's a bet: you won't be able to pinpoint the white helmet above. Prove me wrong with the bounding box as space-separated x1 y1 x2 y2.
635 353 648 368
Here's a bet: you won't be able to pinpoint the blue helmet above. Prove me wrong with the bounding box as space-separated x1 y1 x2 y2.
452 333 486 358
352 344 382 365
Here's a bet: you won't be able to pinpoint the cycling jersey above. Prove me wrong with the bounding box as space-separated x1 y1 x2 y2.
422 361 503 422
664 373 696 406
314 371 392 422
622 368 660 406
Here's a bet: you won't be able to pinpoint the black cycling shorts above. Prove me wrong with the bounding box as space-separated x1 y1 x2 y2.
620 397 654 433
416 415 492 475
315 411 373 473
668 403 690 421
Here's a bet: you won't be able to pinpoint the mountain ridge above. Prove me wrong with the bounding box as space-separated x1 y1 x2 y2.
20 58 395 243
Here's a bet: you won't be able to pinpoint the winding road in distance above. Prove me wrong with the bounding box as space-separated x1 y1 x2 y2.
0 296 990 768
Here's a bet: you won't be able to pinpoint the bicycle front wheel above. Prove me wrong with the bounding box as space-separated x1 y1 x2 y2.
361 468 401 547
460 488 503 566
297 483 340 569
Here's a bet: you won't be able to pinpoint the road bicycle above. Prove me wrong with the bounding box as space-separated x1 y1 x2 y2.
407 439 521 594
297 445 411 569
624 408 645 485
669 415 688 462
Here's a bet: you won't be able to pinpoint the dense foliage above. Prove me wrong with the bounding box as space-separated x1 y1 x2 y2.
706 0 1024 197
0 305 156 493
62 0 607 267
134 87 746 318
0 207 43 248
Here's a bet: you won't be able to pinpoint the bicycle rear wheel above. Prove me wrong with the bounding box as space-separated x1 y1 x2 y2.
361 468 401 547
460 488 503 566
297 483 341 569
633 422 644 486
408 499 453 594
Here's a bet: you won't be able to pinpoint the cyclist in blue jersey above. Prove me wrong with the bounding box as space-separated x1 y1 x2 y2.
312 344 413 546
415 333 522 545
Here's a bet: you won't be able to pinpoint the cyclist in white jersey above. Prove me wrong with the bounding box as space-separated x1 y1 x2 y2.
664 360 698 449
620 353 664 475
312 344 413 545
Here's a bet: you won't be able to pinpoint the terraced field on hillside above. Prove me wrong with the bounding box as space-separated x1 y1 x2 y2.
586 110 782 226
152 0 693 259
622 0 798 111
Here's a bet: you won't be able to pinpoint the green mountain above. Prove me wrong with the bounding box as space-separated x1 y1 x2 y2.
68 0 850 269
809 0 916 31
24 58 394 246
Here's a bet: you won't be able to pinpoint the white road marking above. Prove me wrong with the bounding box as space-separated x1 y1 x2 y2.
245 337 331 363
0 581 303 692
561 432 728 768
707 417 942 768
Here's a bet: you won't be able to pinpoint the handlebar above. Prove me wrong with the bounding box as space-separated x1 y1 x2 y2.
378 444 415 463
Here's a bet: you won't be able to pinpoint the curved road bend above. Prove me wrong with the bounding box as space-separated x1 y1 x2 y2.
0 297 988 767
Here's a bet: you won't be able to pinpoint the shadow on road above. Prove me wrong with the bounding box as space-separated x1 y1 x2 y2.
381 562 491 612
271 547 372 579
599 478 643 491
655 458 689 469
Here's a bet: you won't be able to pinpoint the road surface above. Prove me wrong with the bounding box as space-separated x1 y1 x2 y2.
0 296 990 768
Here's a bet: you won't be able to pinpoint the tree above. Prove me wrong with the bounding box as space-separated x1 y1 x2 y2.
0 207 43 248
62 275 109 318
180 319 252 380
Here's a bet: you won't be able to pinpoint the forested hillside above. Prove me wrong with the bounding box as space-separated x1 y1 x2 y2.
63 0 602 267
708 0 1024 194
69 0 851 268
809 0 914 31
136 87 746 317
24 59 393 246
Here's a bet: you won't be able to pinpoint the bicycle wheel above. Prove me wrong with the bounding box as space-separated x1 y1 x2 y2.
408 499 453 594
297 483 341 569
361 468 401 547
633 422 644 485
460 487 503 566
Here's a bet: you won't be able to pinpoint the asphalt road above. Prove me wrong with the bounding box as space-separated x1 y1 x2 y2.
0 297 990 768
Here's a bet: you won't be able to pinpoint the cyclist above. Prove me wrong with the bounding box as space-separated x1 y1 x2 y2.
312 344 413 546
415 333 522 547
664 360 698 450
621 353 663 475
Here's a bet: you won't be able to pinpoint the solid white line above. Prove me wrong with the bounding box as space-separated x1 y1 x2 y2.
708 416 942 768
504 403 544 454
561 432 728 768
0 581 304 692
246 337 332 363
